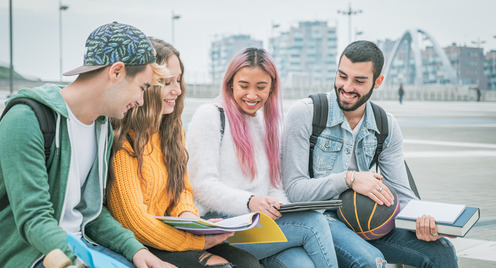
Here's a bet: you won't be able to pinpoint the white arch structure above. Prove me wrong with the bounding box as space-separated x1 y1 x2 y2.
383 28 457 85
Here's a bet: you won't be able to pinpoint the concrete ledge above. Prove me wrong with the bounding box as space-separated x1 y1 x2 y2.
449 238 496 262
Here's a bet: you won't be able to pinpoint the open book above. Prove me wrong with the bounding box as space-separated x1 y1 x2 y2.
155 212 287 244
278 200 342 213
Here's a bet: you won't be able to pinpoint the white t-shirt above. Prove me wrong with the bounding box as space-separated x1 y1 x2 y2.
58 105 96 237
349 115 365 172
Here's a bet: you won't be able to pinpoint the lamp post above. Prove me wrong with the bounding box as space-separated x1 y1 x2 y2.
355 29 363 40
59 1 68 82
337 2 362 44
171 11 181 45
471 37 486 48
9 0 13 96
271 21 280 54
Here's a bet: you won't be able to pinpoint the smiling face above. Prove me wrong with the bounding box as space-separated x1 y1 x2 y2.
106 63 153 119
334 55 383 112
231 66 272 116
161 54 182 115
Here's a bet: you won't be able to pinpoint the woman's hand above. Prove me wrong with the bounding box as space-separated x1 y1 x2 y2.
350 171 394 206
133 248 177 268
248 195 282 220
178 211 198 218
203 232 234 249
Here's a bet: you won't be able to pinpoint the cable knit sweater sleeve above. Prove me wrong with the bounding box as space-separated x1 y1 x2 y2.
107 134 205 252
187 104 257 216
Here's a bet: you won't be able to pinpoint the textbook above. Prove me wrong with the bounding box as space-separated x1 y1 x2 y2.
395 203 480 237
278 200 342 213
155 212 287 244
395 200 465 224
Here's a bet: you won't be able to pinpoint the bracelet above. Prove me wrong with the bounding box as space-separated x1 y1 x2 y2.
347 171 356 189
247 195 255 210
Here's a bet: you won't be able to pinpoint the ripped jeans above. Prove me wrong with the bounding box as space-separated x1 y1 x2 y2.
324 210 458 268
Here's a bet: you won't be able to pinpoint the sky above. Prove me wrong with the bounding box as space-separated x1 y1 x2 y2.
1 0 495 83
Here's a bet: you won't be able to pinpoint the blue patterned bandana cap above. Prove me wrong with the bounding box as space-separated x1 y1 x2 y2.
64 22 156 76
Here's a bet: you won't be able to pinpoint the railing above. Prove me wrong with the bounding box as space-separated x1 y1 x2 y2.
2 81 496 102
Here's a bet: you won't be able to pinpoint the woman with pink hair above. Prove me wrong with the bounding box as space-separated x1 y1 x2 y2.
186 48 338 267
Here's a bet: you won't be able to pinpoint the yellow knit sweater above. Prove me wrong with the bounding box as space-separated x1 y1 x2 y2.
107 132 205 251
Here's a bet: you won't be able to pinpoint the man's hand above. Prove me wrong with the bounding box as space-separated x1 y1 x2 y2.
203 232 234 250
133 248 177 268
248 195 282 220
351 172 394 206
415 215 454 242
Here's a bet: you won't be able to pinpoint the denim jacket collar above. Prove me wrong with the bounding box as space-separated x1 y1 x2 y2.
328 91 379 135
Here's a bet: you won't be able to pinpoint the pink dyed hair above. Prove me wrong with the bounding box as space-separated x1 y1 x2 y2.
222 48 283 188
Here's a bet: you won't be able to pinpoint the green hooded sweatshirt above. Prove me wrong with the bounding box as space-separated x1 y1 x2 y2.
0 84 144 267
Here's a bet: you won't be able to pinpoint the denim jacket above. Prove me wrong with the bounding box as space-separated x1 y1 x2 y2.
282 91 417 209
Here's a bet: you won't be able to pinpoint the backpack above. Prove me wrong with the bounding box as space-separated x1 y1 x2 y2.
0 97 56 210
308 93 420 198
217 105 226 141
1 97 55 163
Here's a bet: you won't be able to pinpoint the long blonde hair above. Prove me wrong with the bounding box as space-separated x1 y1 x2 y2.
109 38 188 209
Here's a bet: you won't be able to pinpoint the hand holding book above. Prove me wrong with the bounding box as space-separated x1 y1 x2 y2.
155 212 287 244
395 200 480 237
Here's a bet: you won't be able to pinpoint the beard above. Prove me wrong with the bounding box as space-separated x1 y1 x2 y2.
334 84 374 112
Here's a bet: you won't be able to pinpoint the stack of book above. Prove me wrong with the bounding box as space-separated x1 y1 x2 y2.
395 200 480 237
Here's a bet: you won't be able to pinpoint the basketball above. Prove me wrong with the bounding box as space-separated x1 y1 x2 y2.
337 183 400 240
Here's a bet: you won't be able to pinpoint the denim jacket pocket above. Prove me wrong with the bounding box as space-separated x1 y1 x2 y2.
314 137 343 171
363 143 376 165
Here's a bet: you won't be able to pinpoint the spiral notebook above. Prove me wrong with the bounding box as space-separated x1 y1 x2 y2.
396 200 465 224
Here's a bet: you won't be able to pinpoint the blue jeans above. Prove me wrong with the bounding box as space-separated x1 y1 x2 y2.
35 237 134 268
205 210 338 268
324 210 458 268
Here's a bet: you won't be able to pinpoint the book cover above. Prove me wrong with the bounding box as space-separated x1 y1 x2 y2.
155 212 287 244
395 206 480 237
278 200 342 213
67 233 128 268
395 200 465 224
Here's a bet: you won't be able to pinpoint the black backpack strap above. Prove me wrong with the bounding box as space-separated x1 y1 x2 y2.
405 161 420 199
216 106 225 141
369 102 388 171
368 102 420 199
0 97 55 211
1 97 55 164
308 93 328 178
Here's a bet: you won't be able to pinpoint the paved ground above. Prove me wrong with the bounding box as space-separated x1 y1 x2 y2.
2 90 495 267
183 97 496 267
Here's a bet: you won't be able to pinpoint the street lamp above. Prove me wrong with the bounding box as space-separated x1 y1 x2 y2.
355 29 363 40
271 21 280 54
59 1 68 82
471 37 486 48
337 2 362 44
171 11 181 45
9 0 13 96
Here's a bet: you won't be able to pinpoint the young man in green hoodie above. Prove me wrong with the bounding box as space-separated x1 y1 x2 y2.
0 22 175 268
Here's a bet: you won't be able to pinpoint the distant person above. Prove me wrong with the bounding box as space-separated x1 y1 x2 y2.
186 48 338 267
398 83 405 104
0 22 174 267
282 41 458 267
108 38 259 268
476 86 481 102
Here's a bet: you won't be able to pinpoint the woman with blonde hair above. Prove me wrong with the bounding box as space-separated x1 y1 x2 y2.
107 38 259 268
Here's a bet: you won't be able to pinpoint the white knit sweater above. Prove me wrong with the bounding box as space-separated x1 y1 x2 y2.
186 103 289 217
